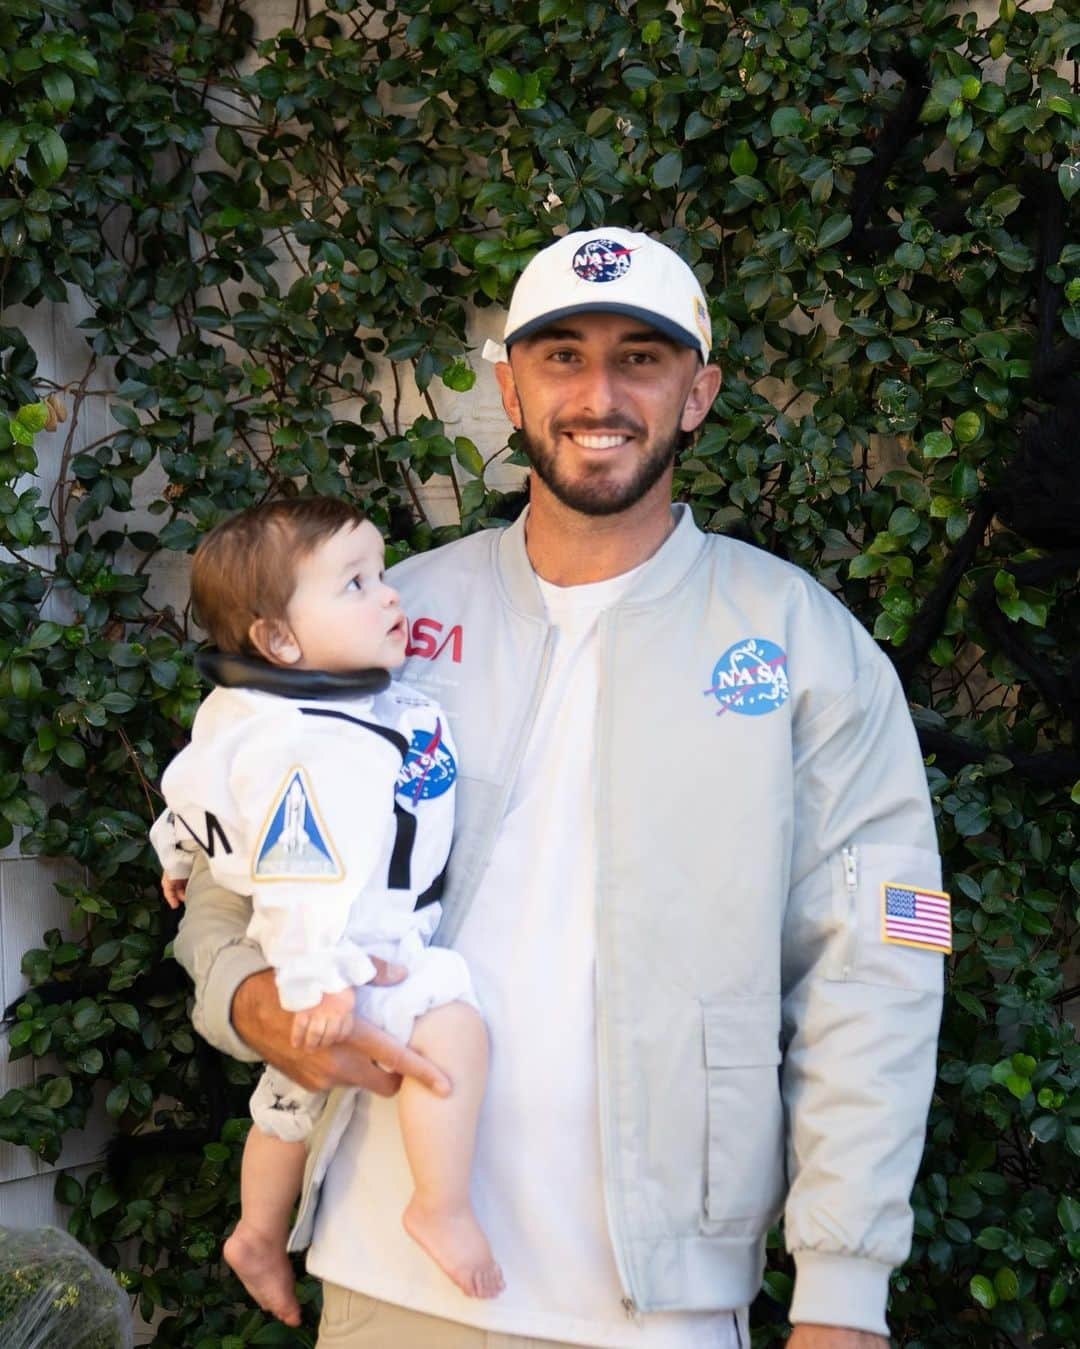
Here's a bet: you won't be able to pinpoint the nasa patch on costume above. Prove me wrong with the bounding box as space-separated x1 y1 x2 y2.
881 882 952 954
253 766 342 881
396 718 457 804
703 637 790 717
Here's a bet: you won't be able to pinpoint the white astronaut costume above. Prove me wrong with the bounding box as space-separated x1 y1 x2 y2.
151 664 476 1142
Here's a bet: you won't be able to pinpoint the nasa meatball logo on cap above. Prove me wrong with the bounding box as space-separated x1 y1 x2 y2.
571 237 638 283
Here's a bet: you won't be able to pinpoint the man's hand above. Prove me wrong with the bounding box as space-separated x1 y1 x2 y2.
231 964 451 1097
787 1326 889 1348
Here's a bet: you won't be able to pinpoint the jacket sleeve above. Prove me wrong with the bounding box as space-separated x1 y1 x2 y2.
781 639 945 1335
173 851 265 1062
229 719 402 1012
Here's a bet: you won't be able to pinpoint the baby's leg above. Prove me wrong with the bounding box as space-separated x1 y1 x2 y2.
223 1126 306 1326
399 1000 504 1298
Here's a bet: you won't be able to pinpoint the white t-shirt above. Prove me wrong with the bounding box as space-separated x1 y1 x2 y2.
308 567 742 1348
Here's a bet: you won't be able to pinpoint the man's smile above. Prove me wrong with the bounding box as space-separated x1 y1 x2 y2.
565 432 634 450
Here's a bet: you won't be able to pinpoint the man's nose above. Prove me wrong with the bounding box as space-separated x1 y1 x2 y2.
578 361 620 416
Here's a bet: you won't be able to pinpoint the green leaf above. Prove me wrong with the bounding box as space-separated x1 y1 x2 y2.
0 124 23 171
969 1275 997 1309
216 125 244 167
27 128 68 185
770 107 804 137
454 437 484 478
684 112 713 141
895 243 925 270
817 214 852 248
994 1267 1019 1301
441 359 476 393
110 1002 140 1032
90 1181 120 1218
1058 160 1079 202
488 67 521 100
105 1083 130 1118
652 151 683 189
42 69 76 114
922 431 953 459
42 1075 72 1108
729 140 758 175
954 411 983 443
15 402 49 433
55 738 85 769
585 108 616 137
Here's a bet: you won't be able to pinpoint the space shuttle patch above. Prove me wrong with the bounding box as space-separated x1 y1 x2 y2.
252 767 342 881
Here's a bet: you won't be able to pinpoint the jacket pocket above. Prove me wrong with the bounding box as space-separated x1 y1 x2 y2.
833 843 946 993
702 996 786 1227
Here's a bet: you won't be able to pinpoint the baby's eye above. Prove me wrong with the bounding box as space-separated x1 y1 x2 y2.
346 576 363 592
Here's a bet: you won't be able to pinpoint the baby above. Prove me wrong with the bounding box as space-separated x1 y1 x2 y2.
151 496 502 1326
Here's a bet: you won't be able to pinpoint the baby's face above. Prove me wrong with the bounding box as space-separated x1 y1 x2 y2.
284 520 408 672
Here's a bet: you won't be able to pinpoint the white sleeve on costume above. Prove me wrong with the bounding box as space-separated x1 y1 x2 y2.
229 715 404 1012
149 808 198 880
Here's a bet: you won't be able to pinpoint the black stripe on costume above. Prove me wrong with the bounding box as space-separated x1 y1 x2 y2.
415 868 446 910
299 707 409 758
388 803 416 889
301 706 419 891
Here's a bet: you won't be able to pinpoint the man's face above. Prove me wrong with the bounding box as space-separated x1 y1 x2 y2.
494 312 720 516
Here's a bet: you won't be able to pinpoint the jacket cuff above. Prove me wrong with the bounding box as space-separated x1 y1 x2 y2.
192 938 269 1063
789 1251 891 1336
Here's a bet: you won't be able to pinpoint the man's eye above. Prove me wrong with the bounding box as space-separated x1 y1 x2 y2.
625 351 656 365
549 349 578 363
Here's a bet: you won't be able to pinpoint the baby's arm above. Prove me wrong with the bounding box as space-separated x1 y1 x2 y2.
290 986 356 1050
162 875 187 908
149 809 198 908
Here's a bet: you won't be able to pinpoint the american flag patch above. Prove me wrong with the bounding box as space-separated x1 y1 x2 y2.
881 883 952 954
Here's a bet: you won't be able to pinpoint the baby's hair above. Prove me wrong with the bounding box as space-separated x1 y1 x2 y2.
191 496 369 655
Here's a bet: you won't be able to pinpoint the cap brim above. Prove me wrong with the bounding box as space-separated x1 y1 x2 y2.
504 303 708 361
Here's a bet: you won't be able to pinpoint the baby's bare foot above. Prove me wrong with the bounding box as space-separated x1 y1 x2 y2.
223 1222 301 1326
403 1197 505 1299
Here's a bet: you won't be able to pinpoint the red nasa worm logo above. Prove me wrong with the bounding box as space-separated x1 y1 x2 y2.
405 617 463 663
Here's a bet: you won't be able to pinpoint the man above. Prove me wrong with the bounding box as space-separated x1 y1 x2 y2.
176 227 947 1348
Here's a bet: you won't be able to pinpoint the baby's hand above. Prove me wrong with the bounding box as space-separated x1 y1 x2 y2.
291 988 356 1051
161 875 188 909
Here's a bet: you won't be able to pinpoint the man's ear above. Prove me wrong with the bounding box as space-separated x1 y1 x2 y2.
248 618 302 666
680 362 722 434
494 360 522 429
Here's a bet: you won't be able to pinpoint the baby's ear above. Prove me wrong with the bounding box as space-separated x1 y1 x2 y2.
248 618 301 666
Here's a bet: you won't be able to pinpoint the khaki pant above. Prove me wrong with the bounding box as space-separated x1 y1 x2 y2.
317 1285 635 1347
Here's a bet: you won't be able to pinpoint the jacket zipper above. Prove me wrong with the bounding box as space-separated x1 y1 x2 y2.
841 844 858 979
594 609 639 1317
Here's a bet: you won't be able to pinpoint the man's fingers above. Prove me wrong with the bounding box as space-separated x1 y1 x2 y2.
374 1036 451 1096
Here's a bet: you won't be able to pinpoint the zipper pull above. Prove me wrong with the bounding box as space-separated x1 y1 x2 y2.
842 845 858 892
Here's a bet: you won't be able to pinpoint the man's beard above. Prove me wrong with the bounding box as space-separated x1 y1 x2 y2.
519 423 688 517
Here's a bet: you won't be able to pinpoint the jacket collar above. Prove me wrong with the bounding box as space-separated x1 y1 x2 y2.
495 502 707 618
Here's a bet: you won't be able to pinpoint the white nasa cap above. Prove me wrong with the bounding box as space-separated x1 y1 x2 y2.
481 228 713 365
